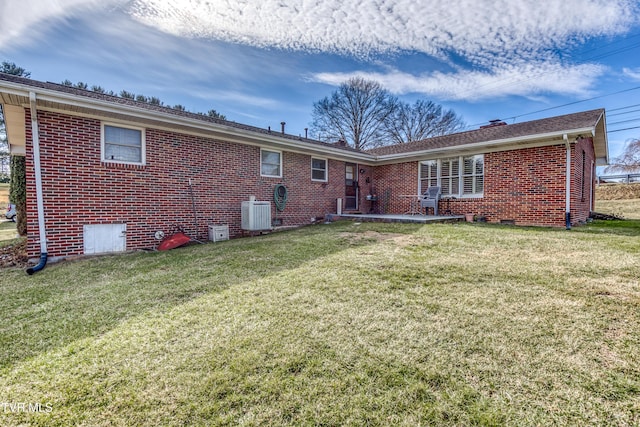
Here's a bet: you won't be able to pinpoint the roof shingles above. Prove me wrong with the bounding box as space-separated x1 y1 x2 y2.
1 73 605 159
367 109 605 156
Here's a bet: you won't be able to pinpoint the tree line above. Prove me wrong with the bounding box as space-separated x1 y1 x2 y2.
58 79 226 119
3 59 638 178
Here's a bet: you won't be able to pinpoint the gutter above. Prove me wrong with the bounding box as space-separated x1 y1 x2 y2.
26 91 48 274
0 79 373 164
563 134 571 230
374 126 597 163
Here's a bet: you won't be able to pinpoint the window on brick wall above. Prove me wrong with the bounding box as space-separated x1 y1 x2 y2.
419 155 484 197
420 160 437 189
440 157 460 196
463 155 484 195
102 123 145 164
261 149 282 178
311 157 328 182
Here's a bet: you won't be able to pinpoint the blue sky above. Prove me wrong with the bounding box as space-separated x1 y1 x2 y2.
1 0 640 165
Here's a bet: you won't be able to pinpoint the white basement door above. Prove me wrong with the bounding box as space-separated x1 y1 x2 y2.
83 224 127 255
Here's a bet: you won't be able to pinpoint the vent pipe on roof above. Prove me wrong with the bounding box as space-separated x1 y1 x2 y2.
480 119 507 129
304 128 308 139
281 122 286 134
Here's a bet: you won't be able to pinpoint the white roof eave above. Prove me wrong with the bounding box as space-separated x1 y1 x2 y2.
373 126 599 163
0 80 375 164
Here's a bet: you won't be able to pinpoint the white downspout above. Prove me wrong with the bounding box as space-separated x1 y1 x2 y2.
26 91 48 274
590 160 594 213
563 134 571 230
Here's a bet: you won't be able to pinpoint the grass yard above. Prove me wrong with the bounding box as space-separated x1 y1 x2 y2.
1 220 639 426
596 183 640 219
0 182 8 203
596 198 640 219
0 183 16 241
0 220 18 242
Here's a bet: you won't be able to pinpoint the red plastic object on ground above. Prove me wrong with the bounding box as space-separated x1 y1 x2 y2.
157 232 191 251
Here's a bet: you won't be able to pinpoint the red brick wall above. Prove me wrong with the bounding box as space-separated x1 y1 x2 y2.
372 143 593 227
570 137 596 224
371 162 419 214
25 110 345 258
23 108 598 258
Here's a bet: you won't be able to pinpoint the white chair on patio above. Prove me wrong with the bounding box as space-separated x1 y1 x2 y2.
420 186 441 216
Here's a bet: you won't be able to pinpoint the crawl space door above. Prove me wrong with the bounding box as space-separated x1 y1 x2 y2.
83 224 127 255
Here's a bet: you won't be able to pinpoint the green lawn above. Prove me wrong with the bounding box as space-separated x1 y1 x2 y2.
0 220 18 242
1 220 639 426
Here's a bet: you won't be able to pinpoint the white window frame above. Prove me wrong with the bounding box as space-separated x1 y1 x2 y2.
311 157 328 182
440 157 460 197
462 155 484 196
260 148 282 178
101 122 145 165
419 154 484 198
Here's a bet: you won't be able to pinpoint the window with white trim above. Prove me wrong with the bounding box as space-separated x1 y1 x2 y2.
102 124 145 164
419 155 484 197
311 157 328 181
261 149 282 177
463 155 484 195
419 160 437 189
440 157 460 196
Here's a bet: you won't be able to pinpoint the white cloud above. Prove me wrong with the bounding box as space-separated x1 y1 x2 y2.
0 0 125 48
310 61 607 101
2 0 636 65
623 67 640 81
1 0 637 103
188 89 282 109
126 0 636 63
123 0 635 101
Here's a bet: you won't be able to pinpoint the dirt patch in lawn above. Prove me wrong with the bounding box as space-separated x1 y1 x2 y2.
339 231 419 247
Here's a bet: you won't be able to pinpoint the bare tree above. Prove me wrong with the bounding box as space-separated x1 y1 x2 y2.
605 139 640 173
385 100 465 144
311 77 398 150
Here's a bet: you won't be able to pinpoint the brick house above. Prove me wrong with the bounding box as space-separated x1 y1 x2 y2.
0 73 608 265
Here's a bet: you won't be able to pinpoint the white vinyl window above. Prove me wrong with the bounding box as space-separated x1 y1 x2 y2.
261 149 282 178
311 157 328 182
420 160 438 189
440 157 460 197
419 155 484 197
102 123 145 165
463 155 484 195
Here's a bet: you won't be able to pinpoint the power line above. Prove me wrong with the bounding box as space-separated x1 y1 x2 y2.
461 98 640 132
607 107 640 117
505 85 640 122
569 32 640 63
608 103 640 112
453 32 640 101
608 117 640 126
608 125 640 133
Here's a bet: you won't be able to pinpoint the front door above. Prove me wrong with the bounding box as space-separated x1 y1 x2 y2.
345 163 358 211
